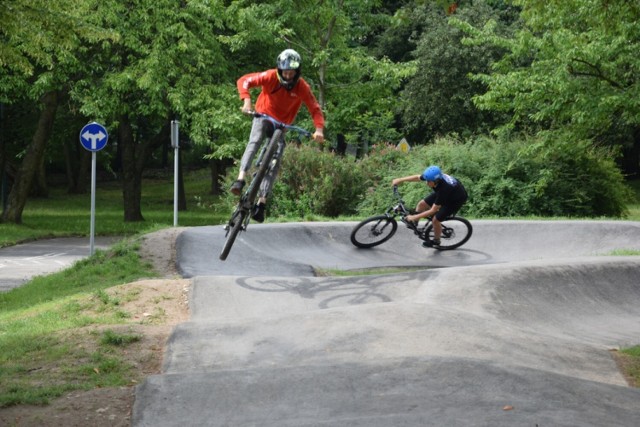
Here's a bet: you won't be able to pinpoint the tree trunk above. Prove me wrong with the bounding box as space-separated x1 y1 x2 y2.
0 103 6 213
65 134 91 194
1 91 58 224
621 128 640 178
209 157 231 195
31 155 48 197
118 115 144 222
118 115 170 222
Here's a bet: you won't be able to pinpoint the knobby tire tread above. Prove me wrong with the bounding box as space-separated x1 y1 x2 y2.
350 215 398 248
425 217 472 250
219 210 245 260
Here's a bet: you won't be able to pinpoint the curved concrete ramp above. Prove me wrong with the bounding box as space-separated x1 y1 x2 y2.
134 221 640 426
176 220 640 275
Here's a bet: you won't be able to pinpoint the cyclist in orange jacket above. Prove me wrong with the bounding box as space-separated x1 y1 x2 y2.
231 49 325 223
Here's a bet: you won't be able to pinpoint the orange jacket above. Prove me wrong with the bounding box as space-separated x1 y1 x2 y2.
237 69 325 129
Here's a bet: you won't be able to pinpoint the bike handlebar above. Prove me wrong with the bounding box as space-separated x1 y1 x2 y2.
245 111 312 138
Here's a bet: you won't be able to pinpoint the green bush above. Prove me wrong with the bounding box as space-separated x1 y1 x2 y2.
271 145 368 218
353 134 633 218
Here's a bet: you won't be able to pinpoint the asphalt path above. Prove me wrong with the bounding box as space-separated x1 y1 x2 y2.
0 236 119 292
131 220 640 426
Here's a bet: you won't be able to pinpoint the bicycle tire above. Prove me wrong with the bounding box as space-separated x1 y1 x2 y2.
424 216 473 250
219 209 246 260
350 215 398 248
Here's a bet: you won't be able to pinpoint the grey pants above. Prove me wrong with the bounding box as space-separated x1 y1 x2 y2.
239 117 286 198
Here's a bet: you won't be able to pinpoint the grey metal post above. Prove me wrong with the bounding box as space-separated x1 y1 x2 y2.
90 151 97 255
0 103 5 213
171 120 180 227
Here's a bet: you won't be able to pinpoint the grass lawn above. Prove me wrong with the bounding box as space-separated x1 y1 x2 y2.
0 169 228 248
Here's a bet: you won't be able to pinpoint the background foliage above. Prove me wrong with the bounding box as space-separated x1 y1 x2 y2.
1 0 639 225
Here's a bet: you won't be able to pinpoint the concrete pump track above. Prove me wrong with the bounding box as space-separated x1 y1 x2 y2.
133 220 640 427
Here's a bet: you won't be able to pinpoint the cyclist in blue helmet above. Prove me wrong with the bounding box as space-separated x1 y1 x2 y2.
392 165 468 248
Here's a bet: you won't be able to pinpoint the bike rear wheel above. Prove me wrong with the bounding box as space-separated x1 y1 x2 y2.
350 215 398 248
424 216 472 250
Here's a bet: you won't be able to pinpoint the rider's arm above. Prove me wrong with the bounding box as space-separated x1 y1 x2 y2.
391 175 421 186
298 78 325 132
237 72 260 114
312 128 325 143
241 98 253 114
237 71 263 97
237 71 271 114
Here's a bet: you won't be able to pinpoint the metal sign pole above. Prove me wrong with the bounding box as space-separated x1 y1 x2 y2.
90 151 97 255
171 120 179 227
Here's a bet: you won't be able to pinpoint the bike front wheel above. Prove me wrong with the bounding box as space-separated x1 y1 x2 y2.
350 215 398 248
219 208 247 260
424 216 473 250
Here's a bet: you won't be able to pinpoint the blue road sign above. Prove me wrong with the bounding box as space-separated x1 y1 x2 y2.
79 122 109 152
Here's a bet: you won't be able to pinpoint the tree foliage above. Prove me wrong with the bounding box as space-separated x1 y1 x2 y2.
399 0 519 143
216 0 414 153
0 0 116 101
0 0 116 223
455 0 640 173
69 0 232 220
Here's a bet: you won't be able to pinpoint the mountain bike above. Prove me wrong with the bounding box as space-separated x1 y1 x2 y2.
350 186 472 250
219 112 312 261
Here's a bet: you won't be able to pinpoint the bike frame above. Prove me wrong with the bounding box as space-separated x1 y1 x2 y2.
387 186 431 239
219 113 311 261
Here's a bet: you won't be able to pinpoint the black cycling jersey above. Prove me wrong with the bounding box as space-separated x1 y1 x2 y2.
421 173 467 206
420 173 467 221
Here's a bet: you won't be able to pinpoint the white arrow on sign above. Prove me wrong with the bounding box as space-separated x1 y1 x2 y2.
82 130 107 150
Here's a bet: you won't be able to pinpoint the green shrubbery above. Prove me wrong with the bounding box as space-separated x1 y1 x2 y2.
359 134 633 218
222 134 634 219
270 144 368 218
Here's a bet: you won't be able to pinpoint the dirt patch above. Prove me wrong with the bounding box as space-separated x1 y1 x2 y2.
0 228 189 427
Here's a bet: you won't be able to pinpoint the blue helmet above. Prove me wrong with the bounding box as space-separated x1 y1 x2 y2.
421 165 442 182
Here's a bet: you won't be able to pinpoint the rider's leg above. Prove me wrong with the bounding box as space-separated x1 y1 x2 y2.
257 136 286 201
416 192 438 219
405 199 430 227
432 217 443 242
236 118 269 182
432 203 461 242
416 199 430 214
